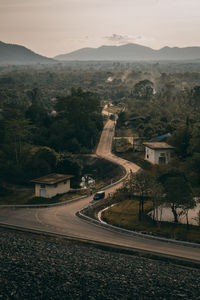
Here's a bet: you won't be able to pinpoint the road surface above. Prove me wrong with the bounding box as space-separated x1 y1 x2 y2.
0 119 200 263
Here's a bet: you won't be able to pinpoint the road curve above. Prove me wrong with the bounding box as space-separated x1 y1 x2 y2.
0 119 200 263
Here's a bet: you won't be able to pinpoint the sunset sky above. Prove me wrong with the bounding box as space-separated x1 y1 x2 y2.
1 0 200 57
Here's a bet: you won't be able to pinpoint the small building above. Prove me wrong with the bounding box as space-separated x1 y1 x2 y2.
143 142 174 165
31 173 74 198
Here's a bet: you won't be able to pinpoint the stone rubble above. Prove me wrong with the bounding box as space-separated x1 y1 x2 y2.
0 230 200 300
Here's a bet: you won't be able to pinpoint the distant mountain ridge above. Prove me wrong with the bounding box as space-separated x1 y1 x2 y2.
0 41 54 65
55 43 200 61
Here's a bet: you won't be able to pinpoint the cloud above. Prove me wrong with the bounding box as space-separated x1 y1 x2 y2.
104 34 154 45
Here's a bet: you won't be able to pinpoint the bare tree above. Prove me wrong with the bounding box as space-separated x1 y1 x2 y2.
123 171 156 221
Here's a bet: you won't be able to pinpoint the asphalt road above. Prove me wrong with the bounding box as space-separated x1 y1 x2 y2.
0 119 200 263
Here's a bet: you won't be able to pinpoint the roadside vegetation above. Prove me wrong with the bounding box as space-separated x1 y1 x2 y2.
0 155 124 205
0 61 200 213
101 169 200 243
105 66 200 241
0 86 104 200
102 198 200 243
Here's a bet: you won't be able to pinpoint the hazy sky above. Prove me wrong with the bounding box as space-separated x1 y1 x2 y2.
1 0 200 57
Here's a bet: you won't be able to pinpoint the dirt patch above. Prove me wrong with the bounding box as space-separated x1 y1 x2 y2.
115 151 152 170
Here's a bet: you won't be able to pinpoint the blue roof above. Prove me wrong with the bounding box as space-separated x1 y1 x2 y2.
149 133 172 142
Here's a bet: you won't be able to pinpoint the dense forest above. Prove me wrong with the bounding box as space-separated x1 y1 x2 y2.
0 85 103 187
113 69 200 225
0 62 200 202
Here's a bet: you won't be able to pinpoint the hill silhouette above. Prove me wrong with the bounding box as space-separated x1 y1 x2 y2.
0 41 54 65
55 43 200 61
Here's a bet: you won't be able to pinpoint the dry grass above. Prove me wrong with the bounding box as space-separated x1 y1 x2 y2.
115 128 137 137
102 199 200 243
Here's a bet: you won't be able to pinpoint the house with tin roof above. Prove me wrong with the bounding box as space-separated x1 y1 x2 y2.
31 173 74 198
143 142 174 165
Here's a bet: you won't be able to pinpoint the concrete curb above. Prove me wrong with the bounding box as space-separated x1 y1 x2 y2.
77 206 200 249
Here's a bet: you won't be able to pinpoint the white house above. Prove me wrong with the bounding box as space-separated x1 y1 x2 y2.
31 173 74 198
143 142 174 165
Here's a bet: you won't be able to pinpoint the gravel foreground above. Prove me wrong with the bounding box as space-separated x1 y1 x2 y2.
0 229 200 300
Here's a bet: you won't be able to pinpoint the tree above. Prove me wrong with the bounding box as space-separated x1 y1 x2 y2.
186 152 200 189
191 85 200 105
56 153 83 187
188 125 200 154
159 169 195 223
52 88 103 152
124 171 155 221
132 80 154 100
3 117 34 167
149 181 165 224
169 126 191 158
25 146 57 179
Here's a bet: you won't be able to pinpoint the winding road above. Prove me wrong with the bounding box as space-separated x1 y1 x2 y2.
0 119 200 264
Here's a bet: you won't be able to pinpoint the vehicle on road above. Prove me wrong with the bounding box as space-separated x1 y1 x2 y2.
93 191 105 201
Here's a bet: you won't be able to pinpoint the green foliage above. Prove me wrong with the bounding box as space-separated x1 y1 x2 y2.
51 88 103 152
56 153 83 187
25 147 57 179
169 126 191 158
0 85 103 184
158 169 195 222
112 138 132 153
116 111 127 128
131 79 154 100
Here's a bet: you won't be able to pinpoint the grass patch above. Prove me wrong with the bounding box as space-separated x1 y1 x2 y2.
0 185 88 206
102 199 200 243
115 128 137 137
25 190 89 205
0 185 34 205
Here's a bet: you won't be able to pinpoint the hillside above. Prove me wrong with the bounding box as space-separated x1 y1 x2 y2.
0 41 54 65
55 43 200 61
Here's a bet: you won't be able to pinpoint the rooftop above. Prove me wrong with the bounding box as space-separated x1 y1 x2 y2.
143 142 174 150
149 133 172 142
31 173 74 185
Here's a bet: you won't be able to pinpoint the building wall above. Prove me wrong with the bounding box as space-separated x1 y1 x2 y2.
145 147 172 164
35 180 70 198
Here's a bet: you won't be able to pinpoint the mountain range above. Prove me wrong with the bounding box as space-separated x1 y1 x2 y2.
0 41 54 65
1 41 200 65
55 43 200 61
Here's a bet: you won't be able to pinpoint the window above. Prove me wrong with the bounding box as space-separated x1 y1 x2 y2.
160 153 165 157
147 154 149 159
40 184 45 188
64 180 67 185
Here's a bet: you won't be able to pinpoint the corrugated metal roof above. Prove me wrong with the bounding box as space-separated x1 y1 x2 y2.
31 173 74 185
149 133 172 142
143 142 174 150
